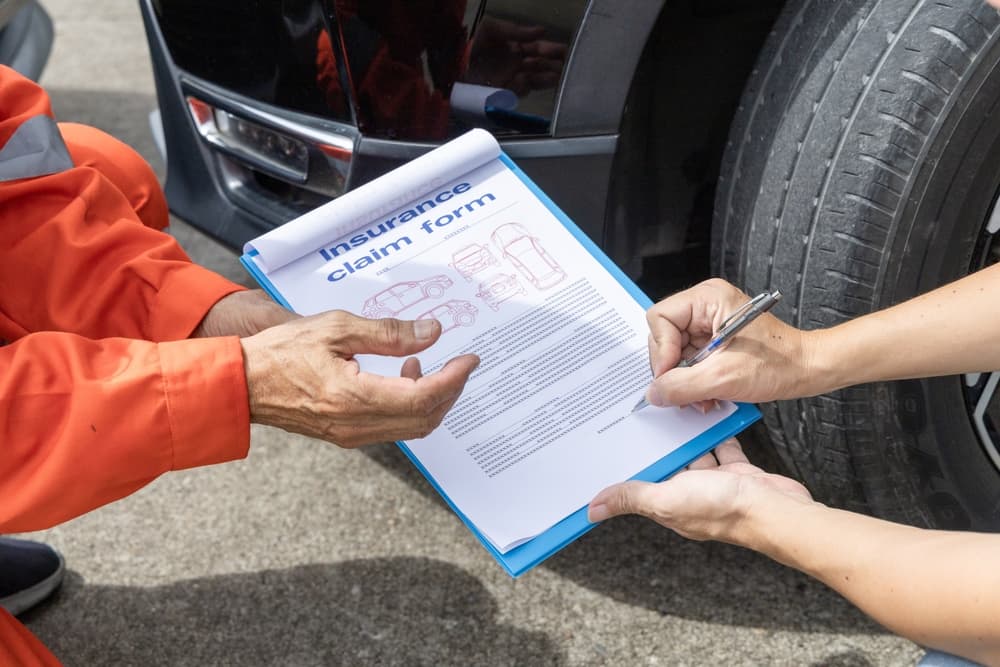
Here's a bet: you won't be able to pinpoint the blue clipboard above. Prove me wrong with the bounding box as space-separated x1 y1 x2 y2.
241 151 761 578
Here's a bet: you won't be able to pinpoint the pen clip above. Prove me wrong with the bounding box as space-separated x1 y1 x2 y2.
718 292 769 335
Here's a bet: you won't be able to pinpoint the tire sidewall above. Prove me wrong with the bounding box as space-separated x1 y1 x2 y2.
875 44 1000 529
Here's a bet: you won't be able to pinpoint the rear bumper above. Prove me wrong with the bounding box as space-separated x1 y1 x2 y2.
140 0 619 263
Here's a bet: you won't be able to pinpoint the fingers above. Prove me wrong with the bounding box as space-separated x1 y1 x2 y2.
500 21 547 42
521 39 569 61
411 353 481 424
331 312 443 357
243 312 479 447
400 357 423 380
713 438 747 466
387 354 480 417
343 354 480 446
646 364 727 407
645 298 690 378
587 480 661 522
687 450 719 471
645 279 749 377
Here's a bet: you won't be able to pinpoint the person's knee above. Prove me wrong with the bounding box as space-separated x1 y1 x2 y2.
58 122 168 230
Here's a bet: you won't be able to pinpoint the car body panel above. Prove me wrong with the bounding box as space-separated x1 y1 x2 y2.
139 0 655 275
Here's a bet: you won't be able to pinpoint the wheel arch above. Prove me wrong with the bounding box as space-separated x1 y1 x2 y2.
600 0 787 283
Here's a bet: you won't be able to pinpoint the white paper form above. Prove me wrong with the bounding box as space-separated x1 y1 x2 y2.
252 148 736 553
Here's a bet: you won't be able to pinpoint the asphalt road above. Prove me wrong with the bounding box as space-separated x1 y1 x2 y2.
17 2 922 665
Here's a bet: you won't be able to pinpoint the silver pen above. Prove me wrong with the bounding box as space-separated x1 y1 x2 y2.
630 289 782 414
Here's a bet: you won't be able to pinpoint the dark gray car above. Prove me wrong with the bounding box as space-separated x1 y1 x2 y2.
140 0 1000 534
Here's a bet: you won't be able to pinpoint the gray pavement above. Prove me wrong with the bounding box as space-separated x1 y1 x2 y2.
17 2 922 665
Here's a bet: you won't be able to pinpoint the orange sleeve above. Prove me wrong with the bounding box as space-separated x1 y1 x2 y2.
0 66 243 343
0 332 250 534
0 65 54 146
0 166 244 343
0 609 60 667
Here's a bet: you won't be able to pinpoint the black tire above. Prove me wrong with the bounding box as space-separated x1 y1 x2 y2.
714 0 1000 528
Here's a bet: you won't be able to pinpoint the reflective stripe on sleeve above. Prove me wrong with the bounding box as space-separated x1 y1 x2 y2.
0 115 73 182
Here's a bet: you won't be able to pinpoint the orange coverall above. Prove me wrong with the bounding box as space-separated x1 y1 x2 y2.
0 66 251 664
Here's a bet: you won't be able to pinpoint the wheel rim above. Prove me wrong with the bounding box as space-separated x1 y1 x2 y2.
964 200 1000 473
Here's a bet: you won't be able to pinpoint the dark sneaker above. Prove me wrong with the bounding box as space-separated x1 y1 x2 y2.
0 537 65 616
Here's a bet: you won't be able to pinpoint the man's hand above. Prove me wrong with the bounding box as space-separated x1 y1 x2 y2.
467 17 568 95
644 278 818 408
192 289 299 339
240 311 479 448
587 438 812 544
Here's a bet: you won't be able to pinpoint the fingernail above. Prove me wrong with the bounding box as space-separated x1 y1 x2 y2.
647 387 665 407
588 503 610 523
414 319 437 340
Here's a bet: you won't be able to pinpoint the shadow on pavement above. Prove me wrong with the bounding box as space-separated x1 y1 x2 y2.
811 651 877 667
47 89 165 175
23 557 562 667
361 442 886 637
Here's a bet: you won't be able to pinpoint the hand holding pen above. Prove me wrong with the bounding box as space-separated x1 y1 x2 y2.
634 281 803 412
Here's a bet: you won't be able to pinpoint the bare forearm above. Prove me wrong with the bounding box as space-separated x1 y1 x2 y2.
804 263 1000 394
738 497 1000 664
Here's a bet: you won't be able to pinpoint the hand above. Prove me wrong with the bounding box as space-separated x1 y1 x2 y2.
467 17 568 95
644 278 817 408
240 311 480 447
192 289 299 338
587 438 813 543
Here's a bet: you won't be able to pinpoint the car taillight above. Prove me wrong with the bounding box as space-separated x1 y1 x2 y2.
182 94 356 199
186 96 310 183
216 109 310 175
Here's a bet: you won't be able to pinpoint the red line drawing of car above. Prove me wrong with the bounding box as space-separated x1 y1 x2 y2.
491 223 566 289
417 300 479 333
476 273 526 311
450 243 498 281
361 275 453 318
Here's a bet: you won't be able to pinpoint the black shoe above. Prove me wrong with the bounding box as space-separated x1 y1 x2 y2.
0 537 65 616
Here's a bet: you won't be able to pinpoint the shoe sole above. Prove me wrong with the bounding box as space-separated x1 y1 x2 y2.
0 551 66 616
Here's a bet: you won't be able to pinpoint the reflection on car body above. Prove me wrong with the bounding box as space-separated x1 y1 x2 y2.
417 299 478 332
361 275 453 318
491 223 566 289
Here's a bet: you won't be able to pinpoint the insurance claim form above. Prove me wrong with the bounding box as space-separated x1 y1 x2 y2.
244 130 737 555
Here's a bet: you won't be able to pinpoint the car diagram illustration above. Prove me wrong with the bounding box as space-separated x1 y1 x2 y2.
361 275 453 318
475 273 526 311
491 223 566 290
450 243 498 281
416 300 479 333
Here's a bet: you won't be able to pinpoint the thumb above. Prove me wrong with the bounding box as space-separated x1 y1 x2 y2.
647 365 723 407
335 313 443 357
588 480 659 522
